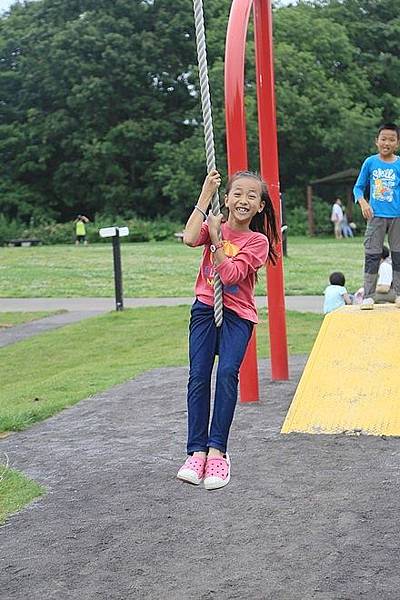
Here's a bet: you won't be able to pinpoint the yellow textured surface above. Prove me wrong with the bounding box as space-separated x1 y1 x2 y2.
281 304 400 436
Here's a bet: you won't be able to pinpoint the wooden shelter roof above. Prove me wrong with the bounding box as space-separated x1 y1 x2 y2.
310 168 359 186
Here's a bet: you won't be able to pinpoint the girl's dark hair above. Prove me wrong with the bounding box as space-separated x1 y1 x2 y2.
329 271 345 286
225 171 279 264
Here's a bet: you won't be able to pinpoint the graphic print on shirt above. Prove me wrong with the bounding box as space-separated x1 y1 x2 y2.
204 239 240 293
372 168 396 203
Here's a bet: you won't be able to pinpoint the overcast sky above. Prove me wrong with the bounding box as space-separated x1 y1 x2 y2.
0 0 18 13
0 0 11 11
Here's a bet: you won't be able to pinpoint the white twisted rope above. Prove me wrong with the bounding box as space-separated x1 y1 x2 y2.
192 0 223 327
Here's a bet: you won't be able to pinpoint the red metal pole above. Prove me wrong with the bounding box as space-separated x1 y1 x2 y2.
224 0 252 173
253 0 289 380
225 0 259 403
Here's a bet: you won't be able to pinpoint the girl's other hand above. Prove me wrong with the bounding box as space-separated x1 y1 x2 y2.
202 169 221 199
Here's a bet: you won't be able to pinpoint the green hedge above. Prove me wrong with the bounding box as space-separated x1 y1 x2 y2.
0 216 184 246
0 215 25 246
0 202 366 246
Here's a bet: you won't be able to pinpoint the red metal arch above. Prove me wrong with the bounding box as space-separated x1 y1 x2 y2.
224 0 288 402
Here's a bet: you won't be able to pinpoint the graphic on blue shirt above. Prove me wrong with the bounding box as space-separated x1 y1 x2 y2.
372 167 396 203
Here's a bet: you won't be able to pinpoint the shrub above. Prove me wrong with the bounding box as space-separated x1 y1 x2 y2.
285 206 308 235
312 197 334 235
1 216 184 245
0 215 24 246
21 222 76 245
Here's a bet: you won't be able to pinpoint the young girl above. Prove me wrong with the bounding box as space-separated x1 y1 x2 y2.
177 169 278 490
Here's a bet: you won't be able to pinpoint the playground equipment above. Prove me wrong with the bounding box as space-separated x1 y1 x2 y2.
281 304 400 436
226 0 288 401
193 0 289 402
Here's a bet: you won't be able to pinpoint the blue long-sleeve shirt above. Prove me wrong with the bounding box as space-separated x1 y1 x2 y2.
353 154 400 217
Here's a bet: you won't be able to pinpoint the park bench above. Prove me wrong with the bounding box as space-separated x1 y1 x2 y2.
174 232 184 242
8 239 42 247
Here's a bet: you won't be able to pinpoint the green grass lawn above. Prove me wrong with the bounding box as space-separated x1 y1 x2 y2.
0 465 44 524
0 237 365 297
0 311 61 328
0 306 323 433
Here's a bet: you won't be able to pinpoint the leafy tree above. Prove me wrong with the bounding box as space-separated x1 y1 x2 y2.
0 0 398 229
0 0 199 221
325 0 400 120
273 2 380 191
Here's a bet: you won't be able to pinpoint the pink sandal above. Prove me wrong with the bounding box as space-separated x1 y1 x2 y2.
177 455 206 485
204 454 231 490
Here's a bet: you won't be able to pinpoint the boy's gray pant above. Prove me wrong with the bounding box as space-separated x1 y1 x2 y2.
364 217 400 298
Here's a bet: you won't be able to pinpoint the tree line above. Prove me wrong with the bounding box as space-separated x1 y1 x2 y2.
0 0 398 227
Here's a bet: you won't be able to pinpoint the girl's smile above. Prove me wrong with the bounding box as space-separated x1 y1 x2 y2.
225 177 265 229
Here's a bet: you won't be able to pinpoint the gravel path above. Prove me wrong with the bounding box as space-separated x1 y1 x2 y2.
0 295 323 313
0 311 105 348
1 356 400 599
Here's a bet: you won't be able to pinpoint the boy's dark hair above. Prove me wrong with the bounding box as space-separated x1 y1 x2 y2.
382 245 390 260
329 272 345 286
225 171 279 264
377 123 400 139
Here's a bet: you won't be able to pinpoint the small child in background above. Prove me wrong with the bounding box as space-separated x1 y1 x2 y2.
353 245 396 304
375 245 393 296
323 272 352 314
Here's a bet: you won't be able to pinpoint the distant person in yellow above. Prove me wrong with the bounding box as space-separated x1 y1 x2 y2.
74 215 90 245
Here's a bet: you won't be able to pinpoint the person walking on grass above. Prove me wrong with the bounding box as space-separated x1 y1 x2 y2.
74 214 90 245
177 169 278 490
353 245 396 305
353 123 400 310
331 198 344 239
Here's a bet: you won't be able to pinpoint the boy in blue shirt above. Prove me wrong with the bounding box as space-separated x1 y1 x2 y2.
353 123 400 309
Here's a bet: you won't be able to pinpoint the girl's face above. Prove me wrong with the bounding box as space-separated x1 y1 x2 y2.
225 177 265 229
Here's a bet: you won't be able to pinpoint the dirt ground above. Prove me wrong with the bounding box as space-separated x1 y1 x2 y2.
1 355 400 600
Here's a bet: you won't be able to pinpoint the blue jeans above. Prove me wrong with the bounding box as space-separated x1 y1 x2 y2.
186 300 253 454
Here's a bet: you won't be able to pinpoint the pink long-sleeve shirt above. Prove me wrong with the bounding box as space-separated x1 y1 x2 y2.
193 222 269 323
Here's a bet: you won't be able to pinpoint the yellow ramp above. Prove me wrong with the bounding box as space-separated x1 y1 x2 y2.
281 304 400 436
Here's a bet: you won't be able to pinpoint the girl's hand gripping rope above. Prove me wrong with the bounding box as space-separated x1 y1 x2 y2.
184 170 222 246
201 169 221 201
